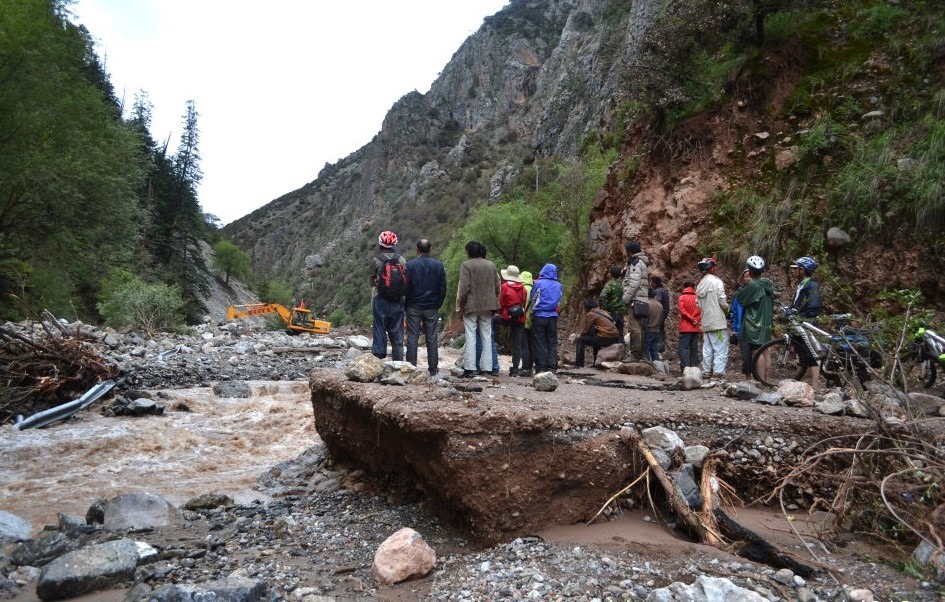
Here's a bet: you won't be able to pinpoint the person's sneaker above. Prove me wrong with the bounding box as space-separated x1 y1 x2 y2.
461 370 477 378
518 370 532 377
509 368 519 377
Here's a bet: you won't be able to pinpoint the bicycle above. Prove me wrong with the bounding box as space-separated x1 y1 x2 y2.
894 327 945 390
751 306 881 387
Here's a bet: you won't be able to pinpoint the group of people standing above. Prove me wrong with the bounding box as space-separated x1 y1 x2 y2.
369 230 823 386
580 240 823 388
454 240 564 377
693 253 822 387
369 231 565 378
576 240 669 368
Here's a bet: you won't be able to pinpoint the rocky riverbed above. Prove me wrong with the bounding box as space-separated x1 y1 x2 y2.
0 318 943 601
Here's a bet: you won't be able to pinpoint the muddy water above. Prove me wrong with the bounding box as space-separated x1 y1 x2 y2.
0 382 317 535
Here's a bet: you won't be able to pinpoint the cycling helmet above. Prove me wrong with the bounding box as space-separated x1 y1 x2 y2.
791 256 818 275
746 255 765 271
697 257 717 272
378 230 398 248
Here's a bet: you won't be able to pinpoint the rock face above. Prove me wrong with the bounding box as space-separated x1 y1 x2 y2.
222 0 663 314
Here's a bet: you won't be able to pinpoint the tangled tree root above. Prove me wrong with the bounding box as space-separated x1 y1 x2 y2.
0 311 119 422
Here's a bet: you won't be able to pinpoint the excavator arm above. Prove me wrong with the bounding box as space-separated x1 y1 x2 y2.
227 303 330 335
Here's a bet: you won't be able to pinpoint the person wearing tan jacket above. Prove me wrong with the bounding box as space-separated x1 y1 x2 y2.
456 240 500 377
575 299 620 368
695 257 729 378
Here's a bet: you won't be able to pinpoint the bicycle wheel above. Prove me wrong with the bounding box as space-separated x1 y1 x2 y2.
752 338 808 386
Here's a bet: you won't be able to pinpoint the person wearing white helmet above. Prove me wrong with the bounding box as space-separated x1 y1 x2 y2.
695 257 729 378
735 255 775 383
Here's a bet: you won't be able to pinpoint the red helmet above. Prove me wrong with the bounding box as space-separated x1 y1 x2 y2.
697 257 717 272
378 231 398 248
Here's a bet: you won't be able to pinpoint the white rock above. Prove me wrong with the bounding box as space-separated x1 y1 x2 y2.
371 527 436 586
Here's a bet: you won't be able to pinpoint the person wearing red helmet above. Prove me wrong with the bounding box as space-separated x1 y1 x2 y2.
695 257 729 379
371 230 408 361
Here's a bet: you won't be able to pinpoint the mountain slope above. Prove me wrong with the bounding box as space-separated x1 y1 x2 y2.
224 0 945 322
223 0 656 318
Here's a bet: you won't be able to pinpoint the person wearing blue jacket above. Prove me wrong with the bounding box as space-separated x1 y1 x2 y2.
729 269 751 377
530 264 563 373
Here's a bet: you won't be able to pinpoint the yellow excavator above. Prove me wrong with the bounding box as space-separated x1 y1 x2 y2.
226 302 331 335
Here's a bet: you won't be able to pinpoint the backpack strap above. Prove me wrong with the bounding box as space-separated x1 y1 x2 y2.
591 308 616 325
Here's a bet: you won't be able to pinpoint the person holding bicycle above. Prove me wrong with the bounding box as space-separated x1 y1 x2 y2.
735 256 774 383
790 256 822 389
790 256 822 318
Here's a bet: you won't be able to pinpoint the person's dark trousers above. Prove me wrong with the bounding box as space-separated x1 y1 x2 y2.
522 327 536 372
658 324 667 354
645 332 660 360
739 338 752 376
532 316 558 372
405 306 439 374
575 335 620 367
608 311 624 338
372 295 405 361
502 320 524 374
679 332 700 369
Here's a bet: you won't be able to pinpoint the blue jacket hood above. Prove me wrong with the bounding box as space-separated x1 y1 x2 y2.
538 264 558 280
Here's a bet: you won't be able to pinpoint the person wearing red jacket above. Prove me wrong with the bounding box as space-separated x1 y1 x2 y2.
499 265 528 376
677 281 701 370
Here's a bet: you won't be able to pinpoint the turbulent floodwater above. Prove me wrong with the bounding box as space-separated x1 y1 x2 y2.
0 381 317 535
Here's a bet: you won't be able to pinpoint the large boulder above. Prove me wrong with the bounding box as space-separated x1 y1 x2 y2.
345 353 385 383
103 493 180 531
371 527 436 585
148 575 268 602
36 538 138 601
0 509 30 543
646 575 769 601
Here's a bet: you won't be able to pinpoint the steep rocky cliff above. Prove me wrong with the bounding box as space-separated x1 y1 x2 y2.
224 0 945 322
223 0 659 317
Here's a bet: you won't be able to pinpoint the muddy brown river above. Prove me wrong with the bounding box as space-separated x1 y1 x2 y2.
0 381 316 534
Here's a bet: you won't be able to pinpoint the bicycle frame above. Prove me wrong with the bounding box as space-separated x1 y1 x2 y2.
917 328 945 360
774 308 875 384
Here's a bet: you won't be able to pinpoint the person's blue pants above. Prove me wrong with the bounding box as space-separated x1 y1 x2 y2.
372 295 404 360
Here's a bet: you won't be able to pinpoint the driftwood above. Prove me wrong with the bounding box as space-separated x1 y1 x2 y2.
0 312 119 421
621 427 817 577
622 428 719 541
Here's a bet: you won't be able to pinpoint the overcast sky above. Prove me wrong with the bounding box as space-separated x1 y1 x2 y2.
70 1 509 225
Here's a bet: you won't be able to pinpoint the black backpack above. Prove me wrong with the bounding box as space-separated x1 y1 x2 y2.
376 254 407 300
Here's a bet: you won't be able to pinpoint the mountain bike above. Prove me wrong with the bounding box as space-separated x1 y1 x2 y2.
751 306 881 387
893 327 945 390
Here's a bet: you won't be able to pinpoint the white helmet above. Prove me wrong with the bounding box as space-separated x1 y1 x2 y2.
746 255 765 271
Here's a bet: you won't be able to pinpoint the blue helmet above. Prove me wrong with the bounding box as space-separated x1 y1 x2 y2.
791 256 818 275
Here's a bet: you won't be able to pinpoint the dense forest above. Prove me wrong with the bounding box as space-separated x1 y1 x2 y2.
0 0 217 325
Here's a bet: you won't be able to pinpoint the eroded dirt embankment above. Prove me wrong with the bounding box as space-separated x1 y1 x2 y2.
308 368 876 544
